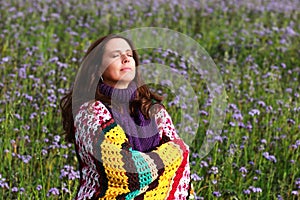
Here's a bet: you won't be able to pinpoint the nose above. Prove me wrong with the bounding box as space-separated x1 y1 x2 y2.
121 54 130 64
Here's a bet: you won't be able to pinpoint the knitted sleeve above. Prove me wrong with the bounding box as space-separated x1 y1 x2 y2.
75 101 191 199
154 107 193 199
74 101 113 199
154 107 180 140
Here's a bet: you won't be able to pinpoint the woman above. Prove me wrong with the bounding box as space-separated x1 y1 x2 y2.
60 34 193 199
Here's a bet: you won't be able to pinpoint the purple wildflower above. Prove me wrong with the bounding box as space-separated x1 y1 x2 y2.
191 173 203 181
257 100 266 107
266 105 273 113
242 136 249 141
12 187 18 192
212 191 221 197
62 187 69 193
232 113 243 121
18 68 27 79
261 139 267 144
40 111 47 116
243 189 251 194
249 109 260 116
200 161 208 168
249 186 262 193
287 118 295 125
277 195 284 200
19 187 25 193
238 121 246 128
199 110 208 116
249 161 255 165
246 121 253 130
30 112 37 119
41 149 48 155
239 167 248 174
0 179 9 189
36 185 42 191
263 152 277 163
281 63 286 68
209 166 218 174
2 57 10 62
60 165 80 180
54 135 61 142
269 155 277 163
24 94 33 101
263 152 270 159
290 160 295 164
295 178 300 189
192 153 200 158
229 121 236 127
21 155 32 164
47 187 60 196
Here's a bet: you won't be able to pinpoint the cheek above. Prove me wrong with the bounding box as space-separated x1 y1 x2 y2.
103 67 116 78
132 58 136 66
103 60 118 72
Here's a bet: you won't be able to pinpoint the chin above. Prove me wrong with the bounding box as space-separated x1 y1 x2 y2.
121 73 135 82
121 78 135 84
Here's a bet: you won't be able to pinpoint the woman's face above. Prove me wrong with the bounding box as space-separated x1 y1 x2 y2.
101 38 136 89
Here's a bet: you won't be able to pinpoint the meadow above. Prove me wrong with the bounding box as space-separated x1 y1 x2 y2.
0 0 299 199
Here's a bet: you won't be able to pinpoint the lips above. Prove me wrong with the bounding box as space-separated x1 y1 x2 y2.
120 67 132 71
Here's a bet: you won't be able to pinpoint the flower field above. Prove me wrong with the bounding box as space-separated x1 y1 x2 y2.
0 0 299 199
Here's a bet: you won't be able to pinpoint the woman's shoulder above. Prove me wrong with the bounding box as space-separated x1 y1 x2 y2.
75 100 112 121
151 104 168 118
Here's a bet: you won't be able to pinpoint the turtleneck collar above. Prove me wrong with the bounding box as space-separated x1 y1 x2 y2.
98 81 160 152
99 81 137 103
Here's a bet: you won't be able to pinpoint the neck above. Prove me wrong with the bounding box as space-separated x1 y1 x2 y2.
103 80 130 89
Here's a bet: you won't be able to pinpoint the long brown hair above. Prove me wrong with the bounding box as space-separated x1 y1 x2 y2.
60 34 163 143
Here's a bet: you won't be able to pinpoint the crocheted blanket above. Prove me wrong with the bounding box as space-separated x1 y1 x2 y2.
75 101 192 200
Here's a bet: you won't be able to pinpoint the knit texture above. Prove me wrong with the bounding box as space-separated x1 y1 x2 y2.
74 101 192 199
98 82 160 152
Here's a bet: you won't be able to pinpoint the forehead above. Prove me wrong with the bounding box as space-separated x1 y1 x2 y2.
104 38 132 52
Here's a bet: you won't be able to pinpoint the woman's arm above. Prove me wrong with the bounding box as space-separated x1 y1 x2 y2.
75 101 189 199
154 106 193 199
154 106 181 141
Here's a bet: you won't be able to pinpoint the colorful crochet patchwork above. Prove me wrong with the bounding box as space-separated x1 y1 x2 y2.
74 101 192 199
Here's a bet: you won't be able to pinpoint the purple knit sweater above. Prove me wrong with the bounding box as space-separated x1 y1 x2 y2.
98 82 160 152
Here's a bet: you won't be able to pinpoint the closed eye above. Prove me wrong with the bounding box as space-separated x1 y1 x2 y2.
112 54 119 58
